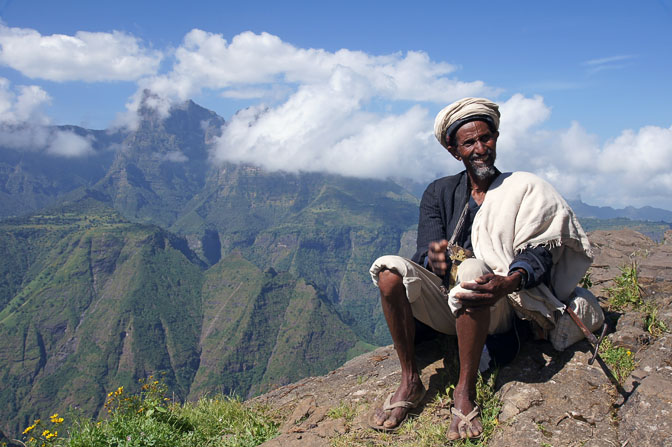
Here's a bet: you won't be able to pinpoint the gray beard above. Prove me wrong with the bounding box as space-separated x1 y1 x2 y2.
472 164 497 181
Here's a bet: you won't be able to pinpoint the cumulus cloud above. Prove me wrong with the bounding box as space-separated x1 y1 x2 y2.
212 88 672 210
0 78 94 157
118 29 495 131
494 96 672 209
210 66 457 181
0 23 162 81
135 30 495 107
0 77 51 124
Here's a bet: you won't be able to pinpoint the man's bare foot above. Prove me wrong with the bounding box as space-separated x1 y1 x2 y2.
372 379 425 430
447 388 483 440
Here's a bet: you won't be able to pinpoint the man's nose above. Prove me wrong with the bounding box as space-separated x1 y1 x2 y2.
473 140 488 154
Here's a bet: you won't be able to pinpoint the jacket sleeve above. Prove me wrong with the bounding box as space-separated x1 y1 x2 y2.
508 245 553 289
412 181 446 267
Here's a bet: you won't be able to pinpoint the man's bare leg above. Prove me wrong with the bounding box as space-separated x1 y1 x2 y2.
448 306 489 440
372 269 426 429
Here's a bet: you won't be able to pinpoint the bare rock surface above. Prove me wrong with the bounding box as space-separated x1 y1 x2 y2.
249 230 672 446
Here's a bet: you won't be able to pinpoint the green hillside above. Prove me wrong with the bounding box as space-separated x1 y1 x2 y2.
0 98 419 439
0 195 383 436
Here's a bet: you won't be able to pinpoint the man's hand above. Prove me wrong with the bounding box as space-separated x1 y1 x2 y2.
427 240 450 276
454 271 523 308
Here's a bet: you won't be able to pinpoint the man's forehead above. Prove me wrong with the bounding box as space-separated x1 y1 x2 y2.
455 120 492 138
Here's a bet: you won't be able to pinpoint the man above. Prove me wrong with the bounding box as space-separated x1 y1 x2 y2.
368 97 592 440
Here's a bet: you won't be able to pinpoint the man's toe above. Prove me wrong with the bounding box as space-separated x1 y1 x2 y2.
373 410 387 427
382 413 400 428
465 421 483 438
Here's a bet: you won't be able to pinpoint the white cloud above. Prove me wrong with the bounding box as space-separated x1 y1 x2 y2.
46 131 94 157
0 78 95 157
0 124 50 149
0 77 51 124
494 96 672 209
213 88 672 210
0 23 162 81
211 66 459 181
137 30 495 106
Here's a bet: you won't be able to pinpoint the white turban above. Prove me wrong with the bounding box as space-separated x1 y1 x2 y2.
434 97 500 149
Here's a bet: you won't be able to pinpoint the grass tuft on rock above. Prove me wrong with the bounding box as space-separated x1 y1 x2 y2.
606 263 668 337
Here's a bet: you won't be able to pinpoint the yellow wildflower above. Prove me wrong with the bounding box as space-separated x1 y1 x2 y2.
45 431 57 440
49 413 64 424
42 429 50 437
22 424 36 435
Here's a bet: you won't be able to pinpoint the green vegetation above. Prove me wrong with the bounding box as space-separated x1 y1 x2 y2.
0 196 380 438
643 304 668 337
327 401 358 424
605 264 643 310
16 378 278 447
606 264 668 336
598 338 635 384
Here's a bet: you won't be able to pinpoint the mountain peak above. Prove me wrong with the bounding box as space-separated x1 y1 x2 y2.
136 90 224 127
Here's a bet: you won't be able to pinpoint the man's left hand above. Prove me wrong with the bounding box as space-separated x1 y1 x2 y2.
453 272 522 308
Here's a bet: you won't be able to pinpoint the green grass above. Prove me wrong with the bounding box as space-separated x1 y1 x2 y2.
598 338 635 383
605 264 643 310
16 378 279 447
327 401 358 424
642 301 669 337
606 264 668 337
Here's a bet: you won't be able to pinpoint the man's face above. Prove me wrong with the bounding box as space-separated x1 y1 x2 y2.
448 120 499 180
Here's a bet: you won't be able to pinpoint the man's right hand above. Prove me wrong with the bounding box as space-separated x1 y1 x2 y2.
427 240 450 276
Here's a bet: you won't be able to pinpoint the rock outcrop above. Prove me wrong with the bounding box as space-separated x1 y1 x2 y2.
249 230 672 446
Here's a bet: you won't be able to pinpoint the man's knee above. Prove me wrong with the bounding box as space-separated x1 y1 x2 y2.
457 258 492 282
378 269 404 297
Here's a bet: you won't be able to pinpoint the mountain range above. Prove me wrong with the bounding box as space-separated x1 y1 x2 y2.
0 95 419 436
0 94 669 437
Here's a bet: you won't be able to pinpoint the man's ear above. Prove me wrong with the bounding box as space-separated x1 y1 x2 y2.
446 145 461 161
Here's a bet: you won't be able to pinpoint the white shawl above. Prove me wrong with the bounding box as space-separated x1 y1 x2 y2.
471 172 593 329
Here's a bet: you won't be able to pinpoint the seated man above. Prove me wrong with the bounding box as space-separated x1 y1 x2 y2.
369 97 592 440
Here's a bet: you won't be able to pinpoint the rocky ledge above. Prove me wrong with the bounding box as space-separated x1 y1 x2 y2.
249 230 672 446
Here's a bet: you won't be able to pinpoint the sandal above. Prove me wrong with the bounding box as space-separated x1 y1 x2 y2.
448 404 483 440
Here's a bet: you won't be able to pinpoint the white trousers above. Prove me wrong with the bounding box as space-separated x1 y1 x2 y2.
370 256 513 335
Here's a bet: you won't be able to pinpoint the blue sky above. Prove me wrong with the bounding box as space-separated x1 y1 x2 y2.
0 0 671 209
